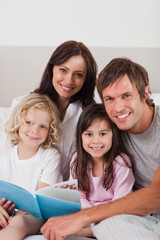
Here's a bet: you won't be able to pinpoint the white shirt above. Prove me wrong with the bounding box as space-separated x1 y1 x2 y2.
56 101 83 180
0 145 62 193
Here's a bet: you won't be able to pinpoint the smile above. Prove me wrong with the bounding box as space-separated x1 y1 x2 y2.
26 135 39 140
90 146 103 150
116 113 130 119
61 84 73 92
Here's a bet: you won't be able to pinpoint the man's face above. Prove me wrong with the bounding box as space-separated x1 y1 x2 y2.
102 74 147 134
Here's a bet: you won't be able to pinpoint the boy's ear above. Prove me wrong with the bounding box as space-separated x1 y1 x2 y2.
144 85 150 99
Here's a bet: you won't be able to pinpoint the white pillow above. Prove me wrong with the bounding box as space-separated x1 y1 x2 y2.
151 93 160 105
0 107 12 153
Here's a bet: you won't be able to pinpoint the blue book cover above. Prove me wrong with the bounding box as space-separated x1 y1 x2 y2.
0 180 81 220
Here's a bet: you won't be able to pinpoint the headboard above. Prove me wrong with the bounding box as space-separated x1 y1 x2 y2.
0 46 160 107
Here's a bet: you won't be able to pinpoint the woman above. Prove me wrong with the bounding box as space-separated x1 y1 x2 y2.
7 40 97 180
33 40 97 180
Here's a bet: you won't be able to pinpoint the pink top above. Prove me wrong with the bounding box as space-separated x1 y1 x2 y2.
79 155 135 209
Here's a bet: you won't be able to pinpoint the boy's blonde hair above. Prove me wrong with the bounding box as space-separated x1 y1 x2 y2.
5 93 62 148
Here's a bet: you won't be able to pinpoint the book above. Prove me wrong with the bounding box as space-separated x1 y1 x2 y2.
0 179 81 221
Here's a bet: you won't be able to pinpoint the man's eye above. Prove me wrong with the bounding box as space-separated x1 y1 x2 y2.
123 94 130 98
104 97 113 102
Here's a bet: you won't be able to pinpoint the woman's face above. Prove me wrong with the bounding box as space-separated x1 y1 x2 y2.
52 55 87 102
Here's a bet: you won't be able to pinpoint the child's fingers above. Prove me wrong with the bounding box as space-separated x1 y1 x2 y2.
0 206 10 219
6 203 16 215
59 184 78 189
0 217 8 228
0 207 9 228
0 198 7 206
2 200 16 214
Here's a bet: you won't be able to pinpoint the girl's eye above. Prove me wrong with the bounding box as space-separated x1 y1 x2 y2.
100 132 106 136
85 133 92 137
26 121 32 125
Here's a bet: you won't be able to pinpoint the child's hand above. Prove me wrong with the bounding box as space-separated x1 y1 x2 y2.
56 183 78 190
0 205 10 228
0 198 16 215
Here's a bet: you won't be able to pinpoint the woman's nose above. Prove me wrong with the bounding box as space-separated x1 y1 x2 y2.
64 73 74 84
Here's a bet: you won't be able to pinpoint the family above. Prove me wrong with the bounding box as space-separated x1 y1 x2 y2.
0 40 160 240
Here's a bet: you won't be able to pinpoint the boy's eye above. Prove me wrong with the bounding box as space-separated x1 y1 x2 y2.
40 125 46 129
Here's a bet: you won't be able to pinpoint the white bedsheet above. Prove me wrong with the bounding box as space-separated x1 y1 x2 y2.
24 235 93 240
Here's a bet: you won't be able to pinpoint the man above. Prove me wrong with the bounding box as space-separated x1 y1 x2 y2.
41 58 160 240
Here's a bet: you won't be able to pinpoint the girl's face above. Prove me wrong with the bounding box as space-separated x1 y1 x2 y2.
82 118 113 163
19 108 51 151
52 55 87 103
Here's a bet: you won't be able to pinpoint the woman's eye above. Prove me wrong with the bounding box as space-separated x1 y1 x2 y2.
60 68 66 73
75 73 83 78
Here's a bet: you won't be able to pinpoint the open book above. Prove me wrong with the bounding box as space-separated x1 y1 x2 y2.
0 179 81 220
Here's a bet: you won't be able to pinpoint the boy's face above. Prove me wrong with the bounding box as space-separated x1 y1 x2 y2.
19 109 51 150
102 74 148 134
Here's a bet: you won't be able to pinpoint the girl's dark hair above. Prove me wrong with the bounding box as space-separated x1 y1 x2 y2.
72 103 133 194
34 40 97 108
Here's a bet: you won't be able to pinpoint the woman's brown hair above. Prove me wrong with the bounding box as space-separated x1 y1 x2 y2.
34 40 97 108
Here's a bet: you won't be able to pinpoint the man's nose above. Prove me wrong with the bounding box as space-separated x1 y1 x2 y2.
114 99 124 112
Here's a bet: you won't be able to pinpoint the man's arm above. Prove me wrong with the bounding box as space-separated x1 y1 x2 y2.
41 166 160 240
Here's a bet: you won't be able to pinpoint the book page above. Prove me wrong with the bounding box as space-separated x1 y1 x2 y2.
36 179 80 204
35 180 80 219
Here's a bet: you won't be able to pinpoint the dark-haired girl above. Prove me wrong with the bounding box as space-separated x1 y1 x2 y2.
70 103 135 237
